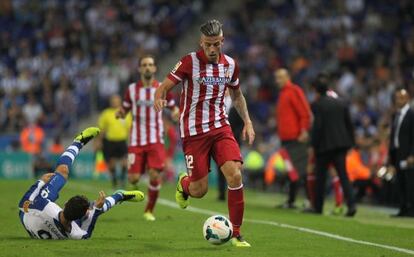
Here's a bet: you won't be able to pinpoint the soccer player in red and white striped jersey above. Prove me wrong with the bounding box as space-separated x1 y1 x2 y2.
154 20 255 247
116 55 178 221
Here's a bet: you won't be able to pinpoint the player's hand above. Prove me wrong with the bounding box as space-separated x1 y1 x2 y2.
242 121 255 146
154 99 167 112
94 191 106 209
171 106 180 122
386 165 396 175
298 130 309 143
40 173 54 183
407 156 414 167
115 108 126 119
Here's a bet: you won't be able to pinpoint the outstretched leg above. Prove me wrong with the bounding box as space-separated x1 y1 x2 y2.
79 190 144 239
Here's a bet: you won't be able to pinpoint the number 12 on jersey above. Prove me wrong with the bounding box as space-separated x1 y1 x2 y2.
185 155 194 170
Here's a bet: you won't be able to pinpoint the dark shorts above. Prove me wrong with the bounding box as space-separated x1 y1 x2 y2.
103 139 128 161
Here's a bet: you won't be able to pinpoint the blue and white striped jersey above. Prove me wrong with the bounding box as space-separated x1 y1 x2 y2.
18 173 100 239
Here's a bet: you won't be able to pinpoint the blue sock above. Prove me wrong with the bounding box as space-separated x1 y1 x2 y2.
56 142 83 169
101 193 124 212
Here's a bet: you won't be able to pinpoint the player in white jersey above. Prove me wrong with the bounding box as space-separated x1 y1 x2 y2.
18 127 144 239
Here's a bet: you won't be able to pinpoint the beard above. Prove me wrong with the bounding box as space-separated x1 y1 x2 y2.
144 72 152 80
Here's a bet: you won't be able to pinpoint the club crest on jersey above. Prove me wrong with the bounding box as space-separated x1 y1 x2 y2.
224 68 230 78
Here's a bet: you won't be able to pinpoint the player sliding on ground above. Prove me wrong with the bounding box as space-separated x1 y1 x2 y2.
18 127 144 239
154 20 255 247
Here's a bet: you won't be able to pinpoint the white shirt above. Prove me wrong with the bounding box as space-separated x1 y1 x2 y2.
19 179 101 239
394 103 410 148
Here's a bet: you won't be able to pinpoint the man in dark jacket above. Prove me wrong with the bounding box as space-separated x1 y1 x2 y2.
310 73 356 216
388 87 414 217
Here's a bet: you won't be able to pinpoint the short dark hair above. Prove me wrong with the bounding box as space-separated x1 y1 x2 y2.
200 19 223 37
63 195 89 221
312 72 330 95
394 86 409 96
139 54 156 66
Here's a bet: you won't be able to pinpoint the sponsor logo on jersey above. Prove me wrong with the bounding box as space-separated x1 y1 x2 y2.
198 76 231 86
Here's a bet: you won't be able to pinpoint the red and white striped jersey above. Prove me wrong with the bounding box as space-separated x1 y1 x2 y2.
167 50 240 138
122 80 175 146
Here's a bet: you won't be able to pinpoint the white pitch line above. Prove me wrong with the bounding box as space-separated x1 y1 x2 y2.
158 199 414 256
67 183 414 255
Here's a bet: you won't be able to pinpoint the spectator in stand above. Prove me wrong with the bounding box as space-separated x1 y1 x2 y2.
20 121 45 155
22 93 43 126
49 136 64 155
0 0 209 138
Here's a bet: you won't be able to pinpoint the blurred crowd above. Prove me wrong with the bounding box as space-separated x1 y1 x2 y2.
1 0 414 206
224 0 414 141
0 0 209 141
221 0 414 204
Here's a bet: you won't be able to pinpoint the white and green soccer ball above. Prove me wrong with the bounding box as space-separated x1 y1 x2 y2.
202 215 233 245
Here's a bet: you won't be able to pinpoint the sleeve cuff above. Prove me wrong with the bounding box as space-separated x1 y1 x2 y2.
38 180 46 187
228 78 239 87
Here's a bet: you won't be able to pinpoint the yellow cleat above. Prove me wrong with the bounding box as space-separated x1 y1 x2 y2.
115 190 145 202
230 236 251 247
175 173 189 209
74 127 100 145
331 205 345 216
143 212 156 221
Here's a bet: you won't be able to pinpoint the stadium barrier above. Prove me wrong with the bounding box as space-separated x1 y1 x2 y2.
0 152 219 185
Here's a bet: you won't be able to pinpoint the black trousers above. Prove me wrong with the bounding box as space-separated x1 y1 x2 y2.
395 168 414 213
282 140 308 204
314 148 355 213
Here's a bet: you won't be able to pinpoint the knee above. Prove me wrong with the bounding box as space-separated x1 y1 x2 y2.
56 165 69 180
128 174 140 184
148 169 160 182
190 185 208 198
227 171 242 188
223 162 243 188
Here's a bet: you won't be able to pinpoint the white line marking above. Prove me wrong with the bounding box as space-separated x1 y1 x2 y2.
68 183 414 255
158 199 414 255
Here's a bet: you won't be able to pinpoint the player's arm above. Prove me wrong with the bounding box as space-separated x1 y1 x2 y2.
155 56 189 112
228 87 255 145
165 91 180 121
67 192 105 239
116 87 132 119
18 173 54 208
154 78 177 112
115 106 129 119
96 111 108 150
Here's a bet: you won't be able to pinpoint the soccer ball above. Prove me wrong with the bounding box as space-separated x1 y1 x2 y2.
202 215 233 245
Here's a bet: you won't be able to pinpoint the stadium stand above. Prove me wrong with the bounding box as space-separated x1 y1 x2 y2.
1 0 413 205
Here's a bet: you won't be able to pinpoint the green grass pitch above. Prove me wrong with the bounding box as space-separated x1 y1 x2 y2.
1 179 414 257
